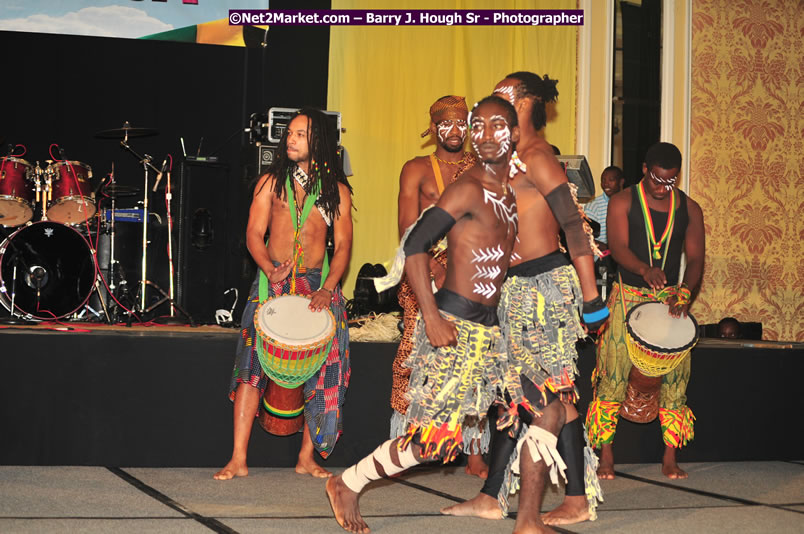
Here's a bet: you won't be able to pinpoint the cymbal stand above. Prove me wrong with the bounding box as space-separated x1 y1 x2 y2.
119 135 160 313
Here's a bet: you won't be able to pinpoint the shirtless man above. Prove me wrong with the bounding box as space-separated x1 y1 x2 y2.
392 95 484 478
327 96 529 534
442 72 607 527
214 108 353 480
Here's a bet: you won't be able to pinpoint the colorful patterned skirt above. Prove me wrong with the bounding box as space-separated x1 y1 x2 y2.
397 312 514 463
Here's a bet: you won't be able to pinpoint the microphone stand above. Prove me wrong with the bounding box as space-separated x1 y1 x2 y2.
150 168 193 326
119 136 160 314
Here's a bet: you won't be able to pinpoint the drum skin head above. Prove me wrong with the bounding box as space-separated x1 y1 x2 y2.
627 301 698 350
257 294 334 345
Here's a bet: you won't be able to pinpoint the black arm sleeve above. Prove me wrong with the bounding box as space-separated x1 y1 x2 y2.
402 206 457 257
544 182 594 259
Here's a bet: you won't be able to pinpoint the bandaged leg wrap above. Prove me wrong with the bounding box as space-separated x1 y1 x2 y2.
512 425 567 487
341 439 420 494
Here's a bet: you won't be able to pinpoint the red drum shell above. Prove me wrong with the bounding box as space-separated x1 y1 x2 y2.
0 157 34 227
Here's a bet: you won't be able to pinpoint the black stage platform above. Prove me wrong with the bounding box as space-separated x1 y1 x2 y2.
1 327 802 467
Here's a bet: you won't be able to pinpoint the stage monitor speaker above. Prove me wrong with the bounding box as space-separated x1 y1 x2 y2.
176 160 249 324
556 155 596 201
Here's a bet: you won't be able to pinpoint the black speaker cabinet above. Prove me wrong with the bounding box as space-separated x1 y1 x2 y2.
176 160 249 324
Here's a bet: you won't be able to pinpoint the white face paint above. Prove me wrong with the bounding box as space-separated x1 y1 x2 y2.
436 119 468 144
493 85 517 106
649 170 678 192
470 114 512 163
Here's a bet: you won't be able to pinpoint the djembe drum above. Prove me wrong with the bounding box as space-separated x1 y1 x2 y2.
620 301 698 423
254 294 335 435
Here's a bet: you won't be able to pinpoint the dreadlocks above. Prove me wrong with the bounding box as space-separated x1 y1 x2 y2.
506 71 559 131
265 107 352 220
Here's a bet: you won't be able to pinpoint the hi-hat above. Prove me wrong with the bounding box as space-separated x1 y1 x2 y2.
95 121 158 139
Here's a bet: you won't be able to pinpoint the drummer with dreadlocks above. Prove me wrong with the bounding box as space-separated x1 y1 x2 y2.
393 95 485 478
586 141 705 480
214 107 353 480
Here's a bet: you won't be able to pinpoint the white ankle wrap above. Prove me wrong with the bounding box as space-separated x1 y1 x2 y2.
341 440 420 493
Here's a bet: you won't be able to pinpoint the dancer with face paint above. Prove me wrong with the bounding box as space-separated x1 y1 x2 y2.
327 97 531 534
392 96 486 478
214 108 353 481
586 141 705 480
442 72 607 528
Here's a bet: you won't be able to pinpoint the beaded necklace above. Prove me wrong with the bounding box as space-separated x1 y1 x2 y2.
636 180 675 268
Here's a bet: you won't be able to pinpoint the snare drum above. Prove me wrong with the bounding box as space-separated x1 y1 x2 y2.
47 161 95 225
254 294 335 436
0 157 34 226
620 301 699 423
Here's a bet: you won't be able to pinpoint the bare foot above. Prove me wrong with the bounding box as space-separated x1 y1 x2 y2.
326 475 370 533
662 447 688 479
296 456 332 478
465 453 489 479
597 443 615 480
542 495 590 526
440 493 502 520
213 460 248 480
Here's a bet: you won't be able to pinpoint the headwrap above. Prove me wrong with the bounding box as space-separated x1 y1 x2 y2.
420 95 469 137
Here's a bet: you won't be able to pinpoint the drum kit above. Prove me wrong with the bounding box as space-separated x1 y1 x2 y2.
0 123 191 324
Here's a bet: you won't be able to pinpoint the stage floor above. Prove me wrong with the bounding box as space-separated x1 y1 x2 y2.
1 462 802 534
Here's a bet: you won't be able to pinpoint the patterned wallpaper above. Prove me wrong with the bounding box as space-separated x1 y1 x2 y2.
689 0 803 341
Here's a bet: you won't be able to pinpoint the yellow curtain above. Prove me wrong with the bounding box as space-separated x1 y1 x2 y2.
328 0 578 297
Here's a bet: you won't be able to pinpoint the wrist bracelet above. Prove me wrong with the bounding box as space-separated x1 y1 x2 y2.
319 287 333 294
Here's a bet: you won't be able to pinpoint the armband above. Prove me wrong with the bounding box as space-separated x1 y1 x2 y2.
402 206 456 257
544 182 595 259
582 296 610 332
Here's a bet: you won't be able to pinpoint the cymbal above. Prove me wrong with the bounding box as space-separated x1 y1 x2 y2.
95 121 158 139
101 184 140 198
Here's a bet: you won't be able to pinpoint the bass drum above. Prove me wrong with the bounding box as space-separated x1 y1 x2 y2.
0 221 96 320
